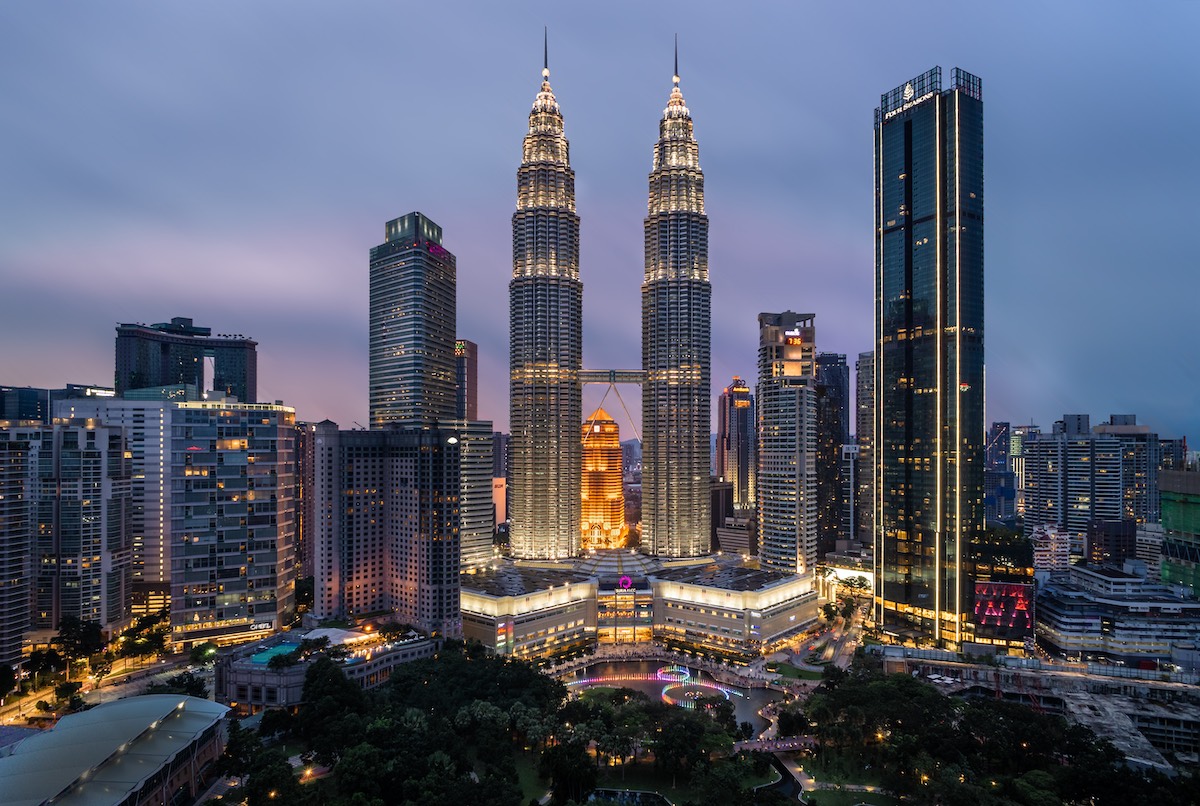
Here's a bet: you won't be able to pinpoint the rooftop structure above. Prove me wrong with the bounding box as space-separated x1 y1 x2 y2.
0 695 228 806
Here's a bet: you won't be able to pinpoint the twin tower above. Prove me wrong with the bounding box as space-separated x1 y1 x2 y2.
509 50 711 560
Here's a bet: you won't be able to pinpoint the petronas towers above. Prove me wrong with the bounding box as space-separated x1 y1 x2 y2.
509 44 711 560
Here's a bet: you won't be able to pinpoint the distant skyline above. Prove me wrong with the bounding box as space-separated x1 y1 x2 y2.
2 3 1196 442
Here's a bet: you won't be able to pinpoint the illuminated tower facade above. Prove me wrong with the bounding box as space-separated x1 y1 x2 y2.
509 46 582 559
716 377 755 511
642 53 711 557
581 408 626 550
874 68 984 648
757 312 817 576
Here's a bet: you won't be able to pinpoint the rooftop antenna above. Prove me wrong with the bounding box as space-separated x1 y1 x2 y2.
673 33 679 84
543 26 549 79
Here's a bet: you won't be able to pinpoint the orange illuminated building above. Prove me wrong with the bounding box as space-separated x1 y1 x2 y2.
582 408 627 549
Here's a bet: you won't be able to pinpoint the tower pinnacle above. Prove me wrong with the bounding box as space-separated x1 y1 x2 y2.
543 27 549 79
673 33 679 85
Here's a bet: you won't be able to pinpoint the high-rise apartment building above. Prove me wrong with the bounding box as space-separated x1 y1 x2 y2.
716 377 755 511
642 60 711 558
369 212 457 428
455 339 479 421
170 401 296 647
115 318 256 403
854 351 874 546
1024 415 1123 545
0 440 31 669
757 312 817 576
1 419 133 637
311 421 462 636
874 68 985 647
816 353 849 556
457 420 496 573
581 408 626 550
56 398 174 616
509 54 583 560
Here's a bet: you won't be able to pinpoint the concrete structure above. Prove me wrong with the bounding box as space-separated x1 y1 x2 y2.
756 312 817 576
1031 526 1071 578
115 317 256 403
509 54 583 561
715 515 755 558
214 628 437 715
874 67 985 648
581 408 626 550
0 695 228 806
369 212 457 428
170 401 296 648
641 61 711 558
715 377 755 511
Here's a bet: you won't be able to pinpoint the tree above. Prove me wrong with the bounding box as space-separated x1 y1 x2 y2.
821 603 840 622
189 641 220 665
54 616 104 662
88 651 114 688
0 664 16 701
220 715 262 780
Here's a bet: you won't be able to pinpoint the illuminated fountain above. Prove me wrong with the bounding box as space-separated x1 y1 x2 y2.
566 664 744 709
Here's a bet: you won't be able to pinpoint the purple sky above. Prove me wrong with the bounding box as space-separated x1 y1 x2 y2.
2 3 1196 443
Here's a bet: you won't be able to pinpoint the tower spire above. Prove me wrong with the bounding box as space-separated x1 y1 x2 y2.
673 33 679 85
543 26 549 79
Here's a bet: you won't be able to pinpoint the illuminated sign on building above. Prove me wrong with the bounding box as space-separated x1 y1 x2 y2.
972 582 1034 642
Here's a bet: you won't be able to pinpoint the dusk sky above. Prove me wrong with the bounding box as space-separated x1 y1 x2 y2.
2 3 1196 443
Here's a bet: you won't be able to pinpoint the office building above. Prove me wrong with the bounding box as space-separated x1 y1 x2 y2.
874 67 985 647
1009 423 1041 517
0 384 115 424
581 408 626 550
642 58 712 557
311 421 462 637
840 444 859 545
509 51 583 560
0 441 31 669
170 401 296 648
854 352 875 547
816 353 849 555
369 212 457 428
1161 470 1200 595
115 318 256 403
716 376 755 511
757 312 817 576
456 419 495 572
455 339 478 420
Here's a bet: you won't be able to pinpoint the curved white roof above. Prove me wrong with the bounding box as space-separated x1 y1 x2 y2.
0 694 228 806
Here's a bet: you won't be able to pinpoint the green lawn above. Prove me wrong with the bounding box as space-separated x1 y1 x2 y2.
803 790 898 806
768 664 824 681
804 755 885 788
594 757 776 804
514 750 548 803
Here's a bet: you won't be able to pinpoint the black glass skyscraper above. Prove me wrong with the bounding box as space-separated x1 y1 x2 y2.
816 353 849 557
873 68 984 648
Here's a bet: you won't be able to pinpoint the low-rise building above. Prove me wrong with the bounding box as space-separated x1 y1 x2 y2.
461 551 817 664
0 695 227 806
1037 564 1200 667
214 627 438 714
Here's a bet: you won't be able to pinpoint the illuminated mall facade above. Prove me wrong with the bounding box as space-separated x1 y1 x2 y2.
462 551 816 664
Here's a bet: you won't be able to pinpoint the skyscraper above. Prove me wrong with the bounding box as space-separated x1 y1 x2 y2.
369 212 457 428
509 46 582 560
757 312 817 576
0 440 30 669
115 318 257 403
855 351 874 546
716 376 755 511
815 353 849 556
642 51 711 557
874 67 984 647
581 408 626 550
455 339 478 420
